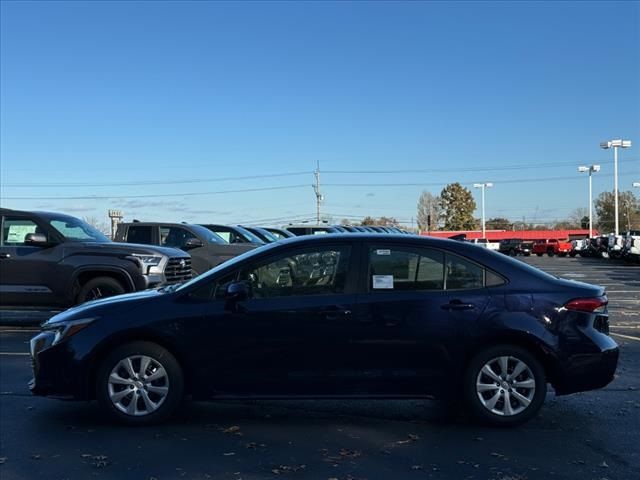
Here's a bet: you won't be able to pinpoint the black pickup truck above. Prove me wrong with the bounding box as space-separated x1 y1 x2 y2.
0 209 191 309
115 222 256 276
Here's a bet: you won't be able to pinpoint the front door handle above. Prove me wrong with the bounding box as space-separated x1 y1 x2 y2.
0 253 10 259
441 300 475 311
321 308 352 321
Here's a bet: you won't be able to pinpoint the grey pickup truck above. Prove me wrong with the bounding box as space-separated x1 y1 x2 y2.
0 209 191 309
115 222 257 276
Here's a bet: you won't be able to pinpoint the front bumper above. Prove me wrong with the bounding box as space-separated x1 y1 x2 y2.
30 331 86 399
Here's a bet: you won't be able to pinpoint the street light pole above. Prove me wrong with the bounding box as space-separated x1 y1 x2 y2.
578 165 600 238
601 139 632 235
473 182 493 239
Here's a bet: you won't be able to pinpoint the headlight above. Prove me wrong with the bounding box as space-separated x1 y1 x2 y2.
130 254 164 274
43 317 96 345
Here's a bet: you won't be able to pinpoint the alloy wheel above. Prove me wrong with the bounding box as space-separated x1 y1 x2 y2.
475 356 536 417
107 355 170 416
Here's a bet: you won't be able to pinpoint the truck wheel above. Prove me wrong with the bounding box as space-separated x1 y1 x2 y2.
569 252 577 257
96 341 184 425
547 248 554 257
463 345 547 427
77 277 125 304
536 253 542 257
509 249 516 256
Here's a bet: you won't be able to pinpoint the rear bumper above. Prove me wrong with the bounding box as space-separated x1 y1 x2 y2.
552 344 619 395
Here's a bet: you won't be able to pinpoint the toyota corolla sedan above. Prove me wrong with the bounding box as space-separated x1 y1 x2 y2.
30 234 618 426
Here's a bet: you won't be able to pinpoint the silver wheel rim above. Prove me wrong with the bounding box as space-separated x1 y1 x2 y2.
107 355 169 416
476 356 536 417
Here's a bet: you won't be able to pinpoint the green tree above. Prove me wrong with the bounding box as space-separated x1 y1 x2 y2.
361 216 399 226
485 217 512 230
595 190 640 232
416 191 441 232
439 183 477 230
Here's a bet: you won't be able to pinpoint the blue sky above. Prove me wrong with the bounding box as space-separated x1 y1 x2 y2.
1 1 638 229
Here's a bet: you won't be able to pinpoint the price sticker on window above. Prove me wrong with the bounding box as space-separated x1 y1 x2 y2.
372 275 394 289
375 249 391 256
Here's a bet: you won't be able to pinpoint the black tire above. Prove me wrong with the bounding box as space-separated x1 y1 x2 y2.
536 253 543 257
569 252 577 257
509 249 516 257
463 344 547 427
77 277 125 304
547 248 554 257
96 341 184 425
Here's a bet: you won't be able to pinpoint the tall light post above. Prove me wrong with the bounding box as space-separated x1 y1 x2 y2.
578 165 600 238
600 139 632 235
473 182 493 238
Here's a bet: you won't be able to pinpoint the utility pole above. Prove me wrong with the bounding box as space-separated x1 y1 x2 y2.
312 161 323 224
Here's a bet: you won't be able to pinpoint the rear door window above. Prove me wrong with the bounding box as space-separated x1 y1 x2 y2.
368 247 445 291
445 254 484 289
126 225 154 244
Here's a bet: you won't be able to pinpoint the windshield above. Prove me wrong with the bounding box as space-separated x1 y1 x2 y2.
188 224 227 244
234 226 266 244
49 217 110 242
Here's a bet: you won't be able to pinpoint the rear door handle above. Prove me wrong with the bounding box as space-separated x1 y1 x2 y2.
441 300 475 311
0 253 10 259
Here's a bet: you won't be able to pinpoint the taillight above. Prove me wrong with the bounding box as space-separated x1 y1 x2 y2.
564 296 608 313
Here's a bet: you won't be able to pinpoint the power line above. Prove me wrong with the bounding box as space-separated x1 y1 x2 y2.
1 171 310 188
0 184 308 201
2 157 637 188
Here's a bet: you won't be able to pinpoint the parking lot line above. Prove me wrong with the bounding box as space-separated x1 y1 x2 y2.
0 352 30 356
611 332 640 342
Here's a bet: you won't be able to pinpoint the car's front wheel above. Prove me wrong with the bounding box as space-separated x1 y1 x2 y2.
464 345 546 427
96 342 184 425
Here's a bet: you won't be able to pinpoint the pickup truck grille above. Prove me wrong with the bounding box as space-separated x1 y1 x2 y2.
164 257 192 284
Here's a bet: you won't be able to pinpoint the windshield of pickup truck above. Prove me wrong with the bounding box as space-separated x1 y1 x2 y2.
49 217 111 242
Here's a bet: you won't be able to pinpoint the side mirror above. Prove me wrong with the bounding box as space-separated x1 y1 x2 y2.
24 233 48 246
183 238 204 250
225 281 249 303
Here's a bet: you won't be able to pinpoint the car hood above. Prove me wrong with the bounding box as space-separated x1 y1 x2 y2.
43 289 163 325
71 241 189 258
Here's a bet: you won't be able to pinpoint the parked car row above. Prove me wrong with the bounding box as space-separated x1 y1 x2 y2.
496 238 574 257
0 209 417 310
571 231 640 263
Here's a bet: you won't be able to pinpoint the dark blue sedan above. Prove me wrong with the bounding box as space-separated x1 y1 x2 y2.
30 234 618 426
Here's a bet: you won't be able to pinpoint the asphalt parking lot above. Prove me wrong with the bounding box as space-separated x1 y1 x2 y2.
0 256 639 480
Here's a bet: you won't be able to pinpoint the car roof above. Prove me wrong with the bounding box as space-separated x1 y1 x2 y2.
119 222 198 228
0 208 79 221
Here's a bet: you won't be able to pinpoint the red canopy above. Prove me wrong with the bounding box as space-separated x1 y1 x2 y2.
421 229 594 241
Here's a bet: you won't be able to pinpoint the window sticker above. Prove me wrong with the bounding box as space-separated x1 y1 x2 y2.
376 249 391 256
372 274 394 289
7 225 37 243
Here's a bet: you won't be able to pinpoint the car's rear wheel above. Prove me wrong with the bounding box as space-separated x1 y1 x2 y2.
96 342 184 425
77 277 125 304
464 345 546 427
